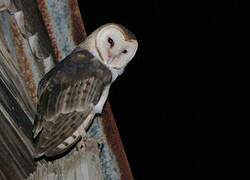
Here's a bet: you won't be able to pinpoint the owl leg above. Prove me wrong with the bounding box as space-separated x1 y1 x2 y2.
76 114 103 150
76 128 87 150
83 114 103 148
76 129 103 149
77 136 103 151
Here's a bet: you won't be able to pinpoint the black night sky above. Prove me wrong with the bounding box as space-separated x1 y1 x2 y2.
79 1 250 179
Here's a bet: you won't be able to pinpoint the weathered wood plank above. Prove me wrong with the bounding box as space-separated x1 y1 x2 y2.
0 0 55 179
0 109 35 179
28 140 103 180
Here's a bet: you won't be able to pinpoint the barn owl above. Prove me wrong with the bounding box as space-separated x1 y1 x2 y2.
33 23 138 157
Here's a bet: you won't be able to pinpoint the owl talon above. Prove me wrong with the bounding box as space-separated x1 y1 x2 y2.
89 138 103 149
77 137 87 150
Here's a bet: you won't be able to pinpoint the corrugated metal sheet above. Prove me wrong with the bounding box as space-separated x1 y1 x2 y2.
0 0 55 179
28 140 103 180
36 0 86 61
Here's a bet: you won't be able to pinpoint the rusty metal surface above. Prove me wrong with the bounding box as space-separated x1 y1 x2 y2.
0 0 56 179
0 10 36 121
67 0 87 46
36 0 86 62
0 0 55 111
88 102 134 180
101 102 134 180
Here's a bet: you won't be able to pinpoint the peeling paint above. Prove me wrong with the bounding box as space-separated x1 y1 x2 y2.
37 0 75 61
68 0 87 45
37 0 62 61
10 16 38 104
101 102 134 180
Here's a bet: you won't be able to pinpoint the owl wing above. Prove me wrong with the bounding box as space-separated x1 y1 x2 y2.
33 50 112 157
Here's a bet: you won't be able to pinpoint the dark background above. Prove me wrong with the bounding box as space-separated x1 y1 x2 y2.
79 1 250 179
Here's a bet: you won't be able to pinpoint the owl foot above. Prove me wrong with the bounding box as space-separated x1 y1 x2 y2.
76 130 87 150
88 138 103 149
77 138 87 150
76 137 103 151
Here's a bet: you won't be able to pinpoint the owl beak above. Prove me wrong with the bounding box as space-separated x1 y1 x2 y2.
107 49 114 64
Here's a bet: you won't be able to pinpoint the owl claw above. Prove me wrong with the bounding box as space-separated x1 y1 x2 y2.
76 137 103 151
77 135 87 150
89 138 103 149
75 129 87 150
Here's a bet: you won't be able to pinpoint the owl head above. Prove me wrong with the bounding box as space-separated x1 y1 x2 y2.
79 23 138 74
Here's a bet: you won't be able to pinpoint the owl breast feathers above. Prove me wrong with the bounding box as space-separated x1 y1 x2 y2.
33 49 112 157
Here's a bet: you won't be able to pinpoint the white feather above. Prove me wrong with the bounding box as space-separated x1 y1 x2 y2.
94 85 110 114
57 144 66 149
64 136 75 144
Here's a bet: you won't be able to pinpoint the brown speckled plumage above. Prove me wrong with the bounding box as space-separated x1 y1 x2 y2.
33 49 112 157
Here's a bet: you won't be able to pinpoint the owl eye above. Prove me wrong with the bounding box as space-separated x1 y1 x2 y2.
122 50 128 54
108 37 114 48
